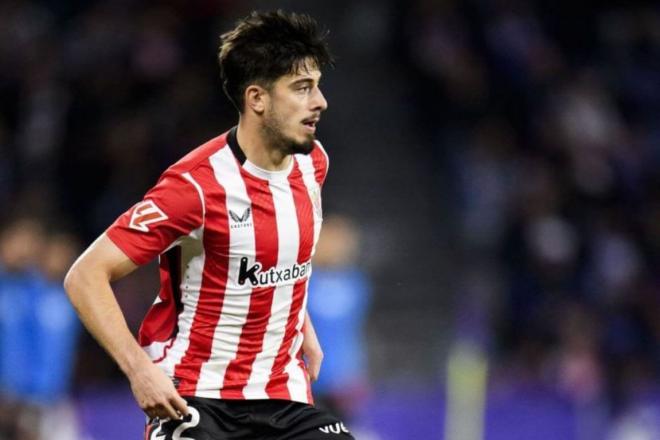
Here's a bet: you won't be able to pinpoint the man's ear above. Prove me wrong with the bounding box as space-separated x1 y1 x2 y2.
245 85 268 114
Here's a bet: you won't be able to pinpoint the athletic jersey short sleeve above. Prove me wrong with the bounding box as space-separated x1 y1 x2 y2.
103 130 329 405
106 171 204 266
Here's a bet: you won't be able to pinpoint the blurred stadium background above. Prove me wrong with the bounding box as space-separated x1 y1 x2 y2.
1 0 659 439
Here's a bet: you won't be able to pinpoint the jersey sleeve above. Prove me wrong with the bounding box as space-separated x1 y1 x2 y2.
106 171 204 265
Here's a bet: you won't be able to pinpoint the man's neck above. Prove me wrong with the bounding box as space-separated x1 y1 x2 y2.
235 121 292 171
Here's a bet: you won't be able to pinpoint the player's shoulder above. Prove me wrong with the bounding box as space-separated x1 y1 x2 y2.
312 139 329 162
295 140 329 166
166 130 231 176
295 139 330 185
311 139 330 170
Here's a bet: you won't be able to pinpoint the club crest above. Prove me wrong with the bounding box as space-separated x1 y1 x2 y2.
309 187 322 218
129 200 168 232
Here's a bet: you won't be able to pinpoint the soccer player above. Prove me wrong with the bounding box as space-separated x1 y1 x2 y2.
64 10 354 439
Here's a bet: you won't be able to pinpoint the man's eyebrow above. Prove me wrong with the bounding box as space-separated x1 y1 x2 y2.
289 78 315 86
289 73 322 86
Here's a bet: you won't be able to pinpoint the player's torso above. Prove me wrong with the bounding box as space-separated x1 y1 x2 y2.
179 146 323 303
160 144 324 401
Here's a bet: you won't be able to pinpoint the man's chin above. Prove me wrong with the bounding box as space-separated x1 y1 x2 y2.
289 138 315 155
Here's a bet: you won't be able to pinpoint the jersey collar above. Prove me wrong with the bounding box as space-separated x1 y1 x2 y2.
227 126 247 165
226 126 295 182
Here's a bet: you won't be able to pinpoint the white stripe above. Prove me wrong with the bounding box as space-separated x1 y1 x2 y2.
290 153 325 403
194 147 255 396
144 339 171 360
284 287 309 402
158 225 205 377
314 140 330 172
243 179 300 398
168 173 206 377
163 172 205 252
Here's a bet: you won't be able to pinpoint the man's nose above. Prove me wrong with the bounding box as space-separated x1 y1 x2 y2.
311 88 328 112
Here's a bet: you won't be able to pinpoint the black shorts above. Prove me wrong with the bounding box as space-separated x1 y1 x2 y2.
144 397 355 440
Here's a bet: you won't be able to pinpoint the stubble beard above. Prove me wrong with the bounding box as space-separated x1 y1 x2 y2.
262 109 315 156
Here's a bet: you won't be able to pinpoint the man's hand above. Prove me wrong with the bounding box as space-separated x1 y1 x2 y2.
128 360 189 420
302 311 323 382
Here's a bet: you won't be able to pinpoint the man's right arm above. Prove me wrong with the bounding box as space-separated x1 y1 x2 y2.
64 233 188 420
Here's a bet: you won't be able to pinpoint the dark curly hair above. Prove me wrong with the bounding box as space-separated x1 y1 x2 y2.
218 10 334 112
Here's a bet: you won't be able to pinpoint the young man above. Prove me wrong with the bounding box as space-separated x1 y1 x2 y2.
64 10 354 439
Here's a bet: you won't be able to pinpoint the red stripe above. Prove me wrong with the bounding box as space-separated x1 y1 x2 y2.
221 174 279 398
138 247 181 347
310 143 328 185
173 164 230 395
265 161 315 399
135 212 164 223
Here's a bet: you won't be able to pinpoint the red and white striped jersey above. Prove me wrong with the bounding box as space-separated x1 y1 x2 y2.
106 127 328 404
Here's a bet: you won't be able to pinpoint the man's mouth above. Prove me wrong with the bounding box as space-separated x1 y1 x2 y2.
302 117 319 132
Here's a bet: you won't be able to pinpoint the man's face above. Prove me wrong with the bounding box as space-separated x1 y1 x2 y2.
261 59 328 155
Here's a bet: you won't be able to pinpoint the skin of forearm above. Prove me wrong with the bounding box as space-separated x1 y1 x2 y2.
64 261 149 377
303 311 320 349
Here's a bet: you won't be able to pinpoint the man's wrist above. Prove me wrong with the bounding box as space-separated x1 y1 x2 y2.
117 344 151 377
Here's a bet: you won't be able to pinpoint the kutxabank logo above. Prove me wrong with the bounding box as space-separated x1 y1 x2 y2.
229 207 252 229
238 257 311 287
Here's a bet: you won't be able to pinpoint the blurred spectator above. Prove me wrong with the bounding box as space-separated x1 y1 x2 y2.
308 215 371 422
0 218 80 439
0 217 43 440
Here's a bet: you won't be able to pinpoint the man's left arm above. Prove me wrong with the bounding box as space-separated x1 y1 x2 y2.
302 310 323 382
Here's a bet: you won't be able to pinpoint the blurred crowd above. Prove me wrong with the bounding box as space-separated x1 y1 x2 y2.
402 0 660 436
1 0 660 438
0 0 239 240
